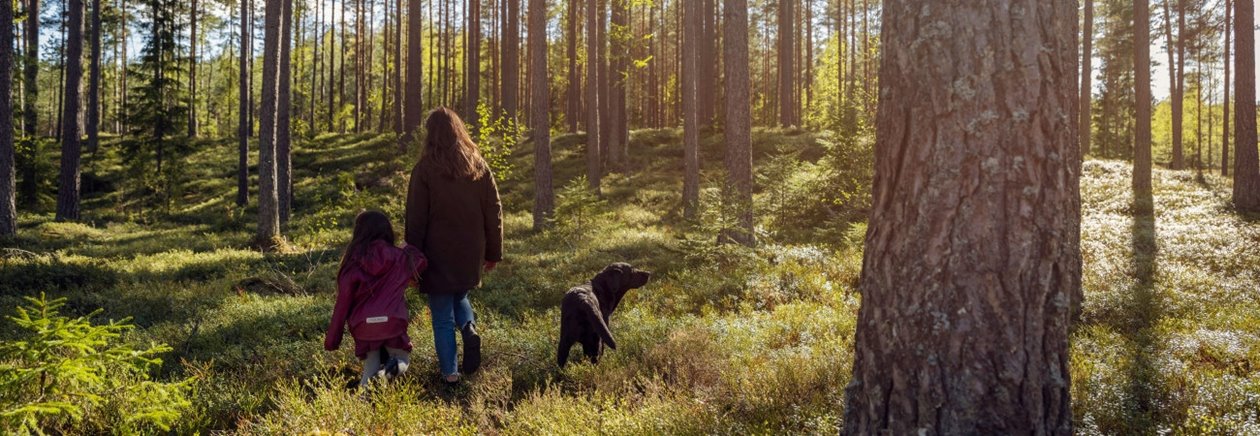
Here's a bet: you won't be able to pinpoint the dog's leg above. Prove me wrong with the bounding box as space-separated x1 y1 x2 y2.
557 334 576 368
581 335 601 364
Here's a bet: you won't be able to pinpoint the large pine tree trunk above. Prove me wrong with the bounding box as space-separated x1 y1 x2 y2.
466 0 481 130
503 0 519 120
697 0 715 126
56 0 84 222
722 0 751 246
776 0 794 127
239 0 251 206
1134 0 1153 203
681 0 698 219
278 0 293 225
87 0 101 152
584 0 601 192
1235 0 1260 211
1 0 16 237
1081 0 1093 157
257 0 283 245
843 0 1080 433
22 0 37 139
402 0 424 150
528 0 552 230
1224 0 1232 176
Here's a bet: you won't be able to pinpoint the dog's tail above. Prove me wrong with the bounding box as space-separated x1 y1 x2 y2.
583 302 617 350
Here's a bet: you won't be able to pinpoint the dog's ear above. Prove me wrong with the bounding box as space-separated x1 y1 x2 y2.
593 265 622 296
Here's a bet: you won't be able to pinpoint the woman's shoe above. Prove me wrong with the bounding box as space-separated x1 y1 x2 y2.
461 322 482 375
442 373 461 385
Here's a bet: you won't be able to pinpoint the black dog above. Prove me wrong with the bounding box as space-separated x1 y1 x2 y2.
557 263 651 368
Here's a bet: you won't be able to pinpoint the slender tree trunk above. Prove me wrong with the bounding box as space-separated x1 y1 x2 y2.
528 0 552 230
584 0 601 192
1234 0 1260 211
503 0 520 120
681 0 698 219
339 0 347 132
312 0 321 133
393 0 402 134
22 0 38 140
278 0 293 225
55 0 84 221
189 0 199 137
722 0 751 246
0 0 16 236
467 0 482 130
1081 0 1093 157
597 0 610 163
1224 0 1232 176
55 7 66 141
1134 0 1153 204
239 0 251 206
567 0 579 133
353 0 362 132
257 0 283 244
402 0 424 150
87 0 101 152
777 0 794 127
1164 0 1184 169
844 1 1080 433
378 0 388 132
697 0 714 126
608 0 628 166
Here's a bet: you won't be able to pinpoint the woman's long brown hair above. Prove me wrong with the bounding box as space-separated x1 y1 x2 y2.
421 107 489 180
338 210 397 278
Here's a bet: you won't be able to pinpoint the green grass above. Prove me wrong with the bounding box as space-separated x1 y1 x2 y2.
1 128 1258 434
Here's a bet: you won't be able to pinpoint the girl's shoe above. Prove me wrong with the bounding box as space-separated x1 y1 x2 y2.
461 322 482 375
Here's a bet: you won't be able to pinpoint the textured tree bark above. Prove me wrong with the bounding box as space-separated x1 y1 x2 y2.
528 0 552 231
56 0 85 222
239 0 251 207
681 0 698 219
22 0 38 139
1134 0 1153 204
402 0 424 150
1081 0 1093 157
257 0 283 245
503 0 519 120
722 0 751 246
278 0 293 225
1235 0 1260 211
0 0 16 236
585 0 601 192
843 0 1080 433
697 0 715 126
1223 0 1231 176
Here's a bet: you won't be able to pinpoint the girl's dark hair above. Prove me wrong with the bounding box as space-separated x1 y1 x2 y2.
421 107 489 180
338 210 396 277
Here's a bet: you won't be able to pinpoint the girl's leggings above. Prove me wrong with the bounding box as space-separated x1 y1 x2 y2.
360 347 410 387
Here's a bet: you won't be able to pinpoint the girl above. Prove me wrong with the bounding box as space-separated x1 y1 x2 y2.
325 210 428 387
405 107 504 384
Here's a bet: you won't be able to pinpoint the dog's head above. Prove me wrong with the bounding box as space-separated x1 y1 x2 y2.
592 263 652 310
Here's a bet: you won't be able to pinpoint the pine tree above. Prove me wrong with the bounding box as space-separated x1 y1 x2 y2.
844 1 1080 432
0 0 16 236
528 0 552 230
682 0 699 218
1235 0 1260 211
722 0 752 246
584 0 601 192
56 0 86 221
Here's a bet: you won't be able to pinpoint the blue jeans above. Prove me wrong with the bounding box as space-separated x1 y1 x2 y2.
427 291 474 376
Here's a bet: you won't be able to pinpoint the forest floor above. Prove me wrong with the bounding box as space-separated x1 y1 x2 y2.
2 130 1259 434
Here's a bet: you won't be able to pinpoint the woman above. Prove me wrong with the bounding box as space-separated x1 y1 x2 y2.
405 107 504 384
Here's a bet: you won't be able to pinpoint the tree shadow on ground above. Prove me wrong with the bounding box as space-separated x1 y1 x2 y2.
1122 193 1165 433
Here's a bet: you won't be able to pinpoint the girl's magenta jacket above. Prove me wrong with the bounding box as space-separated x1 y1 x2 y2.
325 241 428 351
